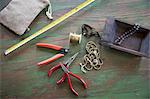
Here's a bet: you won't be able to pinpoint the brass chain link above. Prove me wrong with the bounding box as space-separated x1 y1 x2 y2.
80 41 103 73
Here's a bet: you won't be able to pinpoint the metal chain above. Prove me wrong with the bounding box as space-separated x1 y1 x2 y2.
114 24 140 45
80 41 103 73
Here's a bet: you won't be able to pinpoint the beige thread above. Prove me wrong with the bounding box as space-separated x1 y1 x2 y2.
69 32 82 44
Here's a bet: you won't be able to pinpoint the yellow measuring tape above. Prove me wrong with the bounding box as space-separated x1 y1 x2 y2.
4 0 95 55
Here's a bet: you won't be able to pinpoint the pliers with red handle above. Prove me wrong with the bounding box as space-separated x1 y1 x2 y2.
36 43 69 66
48 53 87 96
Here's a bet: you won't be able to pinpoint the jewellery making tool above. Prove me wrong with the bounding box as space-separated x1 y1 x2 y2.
47 53 87 96
36 43 69 66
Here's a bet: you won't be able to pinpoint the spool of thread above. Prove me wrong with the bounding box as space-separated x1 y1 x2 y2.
69 32 82 44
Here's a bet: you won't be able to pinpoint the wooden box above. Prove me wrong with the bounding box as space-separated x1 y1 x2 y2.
102 17 150 57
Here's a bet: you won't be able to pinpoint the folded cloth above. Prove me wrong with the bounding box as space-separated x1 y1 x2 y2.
0 0 49 35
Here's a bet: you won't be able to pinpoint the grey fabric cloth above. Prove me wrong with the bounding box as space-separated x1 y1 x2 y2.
0 0 49 35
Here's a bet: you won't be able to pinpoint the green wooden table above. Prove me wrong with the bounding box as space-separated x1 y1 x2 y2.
0 0 150 98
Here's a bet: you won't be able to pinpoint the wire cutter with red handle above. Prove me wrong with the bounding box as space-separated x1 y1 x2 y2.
36 43 69 66
48 53 87 96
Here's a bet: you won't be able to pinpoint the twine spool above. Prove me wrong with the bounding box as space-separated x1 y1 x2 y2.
69 32 82 44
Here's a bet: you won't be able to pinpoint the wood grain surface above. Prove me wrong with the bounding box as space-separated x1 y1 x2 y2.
0 0 150 99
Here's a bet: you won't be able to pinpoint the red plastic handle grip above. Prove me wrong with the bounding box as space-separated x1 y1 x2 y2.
67 73 79 96
48 64 61 77
56 64 69 84
69 72 87 89
37 54 64 66
57 64 69 84
57 74 66 84
36 43 63 50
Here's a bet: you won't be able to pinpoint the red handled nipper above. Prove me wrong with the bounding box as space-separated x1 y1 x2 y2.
36 43 69 66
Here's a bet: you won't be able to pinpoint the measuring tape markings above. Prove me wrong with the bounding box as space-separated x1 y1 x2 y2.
4 0 95 55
